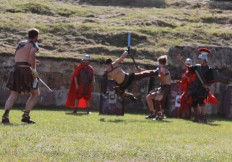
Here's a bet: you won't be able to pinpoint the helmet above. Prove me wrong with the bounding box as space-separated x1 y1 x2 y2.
185 58 192 65
198 48 210 62
198 48 211 55
198 53 208 62
82 54 90 61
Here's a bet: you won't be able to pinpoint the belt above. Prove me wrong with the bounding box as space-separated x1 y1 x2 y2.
15 62 31 67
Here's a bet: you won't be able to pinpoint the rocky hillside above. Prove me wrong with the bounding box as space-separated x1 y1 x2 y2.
0 0 231 64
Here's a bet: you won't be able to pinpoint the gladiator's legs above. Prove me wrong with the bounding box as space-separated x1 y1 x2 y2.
146 94 157 113
24 89 40 112
72 100 79 113
4 91 19 111
192 106 200 122
114 86 137 100
86 100 90 114
73 99 91 114
2 91 19 123
145 93 159 119
199 105 207 122
22 89 40 123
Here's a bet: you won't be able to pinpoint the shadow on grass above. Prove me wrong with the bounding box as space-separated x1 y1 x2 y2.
1 104 231 124
190 116 232 126
192 120 220 127
65 112 90 116
1 123 34 127
99 117 172 123
100 118 124 123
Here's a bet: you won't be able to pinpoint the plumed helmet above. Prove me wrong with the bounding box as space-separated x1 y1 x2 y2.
185 58 192 65
198 48 211 62
82 54 90 61
198 48 211 55
198 53 208 62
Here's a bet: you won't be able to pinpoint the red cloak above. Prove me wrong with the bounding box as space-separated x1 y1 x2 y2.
66 64 93 108
180 70 218 106
180 70 195 110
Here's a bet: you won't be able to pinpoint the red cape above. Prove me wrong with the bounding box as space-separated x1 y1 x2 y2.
66 64 93 108
181 70 195 92
206 92 218 104
180 70 218 108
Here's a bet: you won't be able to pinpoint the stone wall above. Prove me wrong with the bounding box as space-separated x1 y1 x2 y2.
0 55 152 112
1 46 232 117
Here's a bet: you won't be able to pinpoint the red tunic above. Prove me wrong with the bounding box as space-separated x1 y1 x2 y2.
180 70 195 110
66 64 93 108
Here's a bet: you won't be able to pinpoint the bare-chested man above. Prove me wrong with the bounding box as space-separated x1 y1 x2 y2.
104 49 158 99
146 55 171 120
2 28 40 124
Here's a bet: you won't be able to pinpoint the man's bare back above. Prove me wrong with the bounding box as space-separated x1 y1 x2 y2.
15 41 37 68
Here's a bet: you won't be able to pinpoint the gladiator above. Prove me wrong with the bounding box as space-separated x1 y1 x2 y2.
2 28 40 124
177 57 195 119
146 55 171 120
66 54 94 114
188 48 214 123
104 49 158 100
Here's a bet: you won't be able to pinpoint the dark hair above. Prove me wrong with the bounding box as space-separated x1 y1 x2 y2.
158 55 167 65
105 58 112 65
28 28 39 39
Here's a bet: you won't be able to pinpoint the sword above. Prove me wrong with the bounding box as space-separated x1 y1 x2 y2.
30 67 53 92
195 70 205 85
37 77 53 92
128 33 139 71
195 69 209 102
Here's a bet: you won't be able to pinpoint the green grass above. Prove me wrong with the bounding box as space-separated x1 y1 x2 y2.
1 109 232 161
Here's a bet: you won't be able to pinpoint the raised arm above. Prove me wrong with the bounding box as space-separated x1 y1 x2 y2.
113 50 128 64
177 54 188 69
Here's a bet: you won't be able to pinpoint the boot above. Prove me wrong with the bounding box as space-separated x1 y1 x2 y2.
72 108 77 114
155 112 164 121
145 113 156 119
201 115 207 123
2 116 10 124
21 111 35 124
86 108 90 115
2 110 10 124
193 114 200 123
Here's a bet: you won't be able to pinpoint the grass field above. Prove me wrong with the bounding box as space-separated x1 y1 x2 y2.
1 109 232 161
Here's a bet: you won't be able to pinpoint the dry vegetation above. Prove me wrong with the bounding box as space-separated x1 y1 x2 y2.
0 0 231 64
